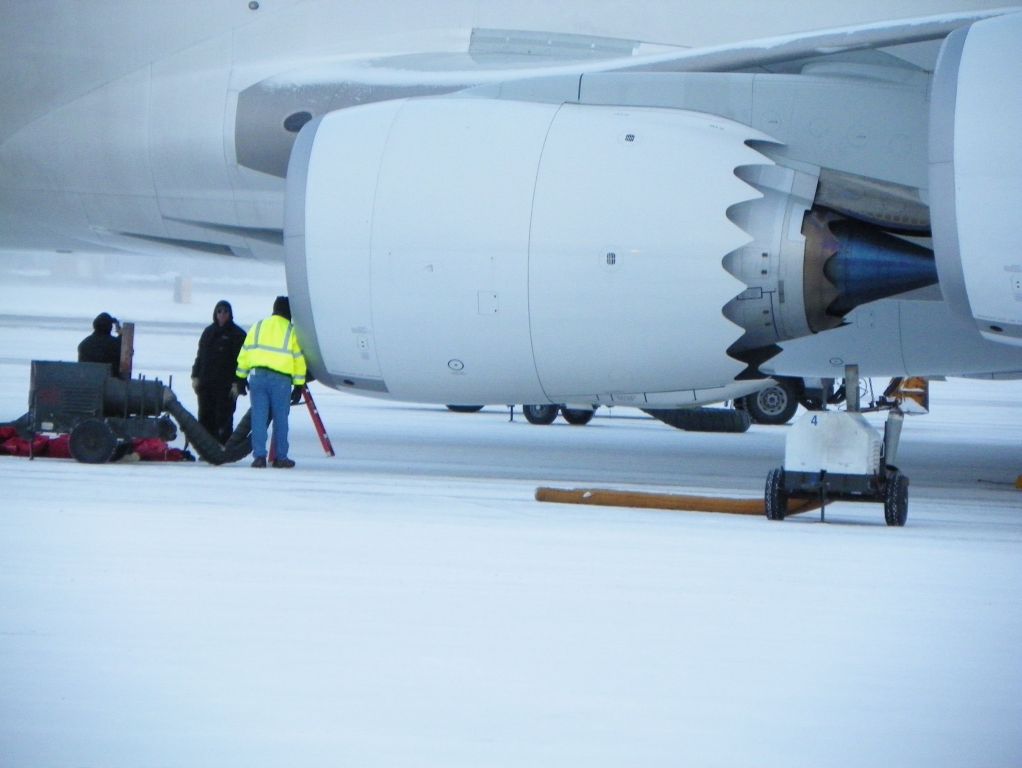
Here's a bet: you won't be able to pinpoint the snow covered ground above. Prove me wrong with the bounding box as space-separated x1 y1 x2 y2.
1 268 1021 767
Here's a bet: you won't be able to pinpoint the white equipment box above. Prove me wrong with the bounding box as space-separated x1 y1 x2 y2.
784 411 882 476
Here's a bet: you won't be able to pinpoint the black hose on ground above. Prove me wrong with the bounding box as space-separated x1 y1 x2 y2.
223 410 253 463
164 395 252 465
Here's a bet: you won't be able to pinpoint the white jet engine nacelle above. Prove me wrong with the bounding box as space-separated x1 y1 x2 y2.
285 97 774 407
930 11 1022 347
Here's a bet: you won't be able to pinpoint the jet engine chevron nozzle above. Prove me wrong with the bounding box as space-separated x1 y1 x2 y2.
724 165 939 368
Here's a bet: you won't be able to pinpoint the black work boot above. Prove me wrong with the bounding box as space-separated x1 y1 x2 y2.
272 458 296 469
251 456 267 468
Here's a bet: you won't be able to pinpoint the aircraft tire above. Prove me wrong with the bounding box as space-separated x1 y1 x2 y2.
743 379 799 425
884 471 908 527
560 407 595 425
523 404 559 425
765 467 787 520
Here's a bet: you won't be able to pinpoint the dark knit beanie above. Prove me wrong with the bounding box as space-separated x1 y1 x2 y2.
93 312 116 333
272 296 291 320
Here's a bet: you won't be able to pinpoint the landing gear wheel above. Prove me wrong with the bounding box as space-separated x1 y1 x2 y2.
560 407 594 425
884 471 908 527
743 379 799 425
765 467 787 520
69 418 118 464
523 404 558 425
446 405 484 413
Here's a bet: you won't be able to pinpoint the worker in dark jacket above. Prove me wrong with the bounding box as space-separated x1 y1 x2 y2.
78 312 122 377
191 299 247 444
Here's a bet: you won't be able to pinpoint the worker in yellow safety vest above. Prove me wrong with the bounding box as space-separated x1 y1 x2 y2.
233 296 306 468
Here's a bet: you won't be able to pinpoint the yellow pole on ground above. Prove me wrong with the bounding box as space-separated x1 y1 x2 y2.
535 487 821 516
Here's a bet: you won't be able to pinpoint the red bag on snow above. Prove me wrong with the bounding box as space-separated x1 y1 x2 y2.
47 434 72 459
132 438 170 461
130 438 194 462
1 435 49 457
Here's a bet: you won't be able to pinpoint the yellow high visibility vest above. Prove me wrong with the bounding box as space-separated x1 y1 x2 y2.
236 315 306 385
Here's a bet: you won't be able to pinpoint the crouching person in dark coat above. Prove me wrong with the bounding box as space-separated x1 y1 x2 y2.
191 300 246 444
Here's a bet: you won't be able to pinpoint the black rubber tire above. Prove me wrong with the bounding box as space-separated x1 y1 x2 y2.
743 379 799 425
446 405 484 413
765 467 787 520
642 407 751 433
69 417 118 464
523 404 559 425
560 407 595 425
884 471 909 527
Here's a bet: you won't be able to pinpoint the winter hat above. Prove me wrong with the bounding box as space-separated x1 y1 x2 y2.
213 299 233 322
272 296 291 320
93 312 116 333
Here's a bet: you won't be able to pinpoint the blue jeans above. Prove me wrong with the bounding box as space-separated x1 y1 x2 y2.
249 369 292 460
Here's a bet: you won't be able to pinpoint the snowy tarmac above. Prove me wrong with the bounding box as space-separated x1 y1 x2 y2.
1 275 1021 767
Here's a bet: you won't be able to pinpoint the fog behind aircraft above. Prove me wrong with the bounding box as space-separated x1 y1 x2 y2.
1 1 1020 411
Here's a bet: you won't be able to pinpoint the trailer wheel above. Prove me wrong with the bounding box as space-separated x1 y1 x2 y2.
560 407 595 425
884 471 908 527
765 467 787 520
70 418 118 464
523 404 558 425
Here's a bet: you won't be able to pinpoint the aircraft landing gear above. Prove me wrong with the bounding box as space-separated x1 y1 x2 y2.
738 377 800 424
522 404 597 425
523 404 559 425
560 406 595 425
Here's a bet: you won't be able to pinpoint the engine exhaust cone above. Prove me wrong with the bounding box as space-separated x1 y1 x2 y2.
823 217 937 316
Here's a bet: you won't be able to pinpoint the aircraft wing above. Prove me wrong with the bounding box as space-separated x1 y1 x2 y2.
608 9 1014 73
